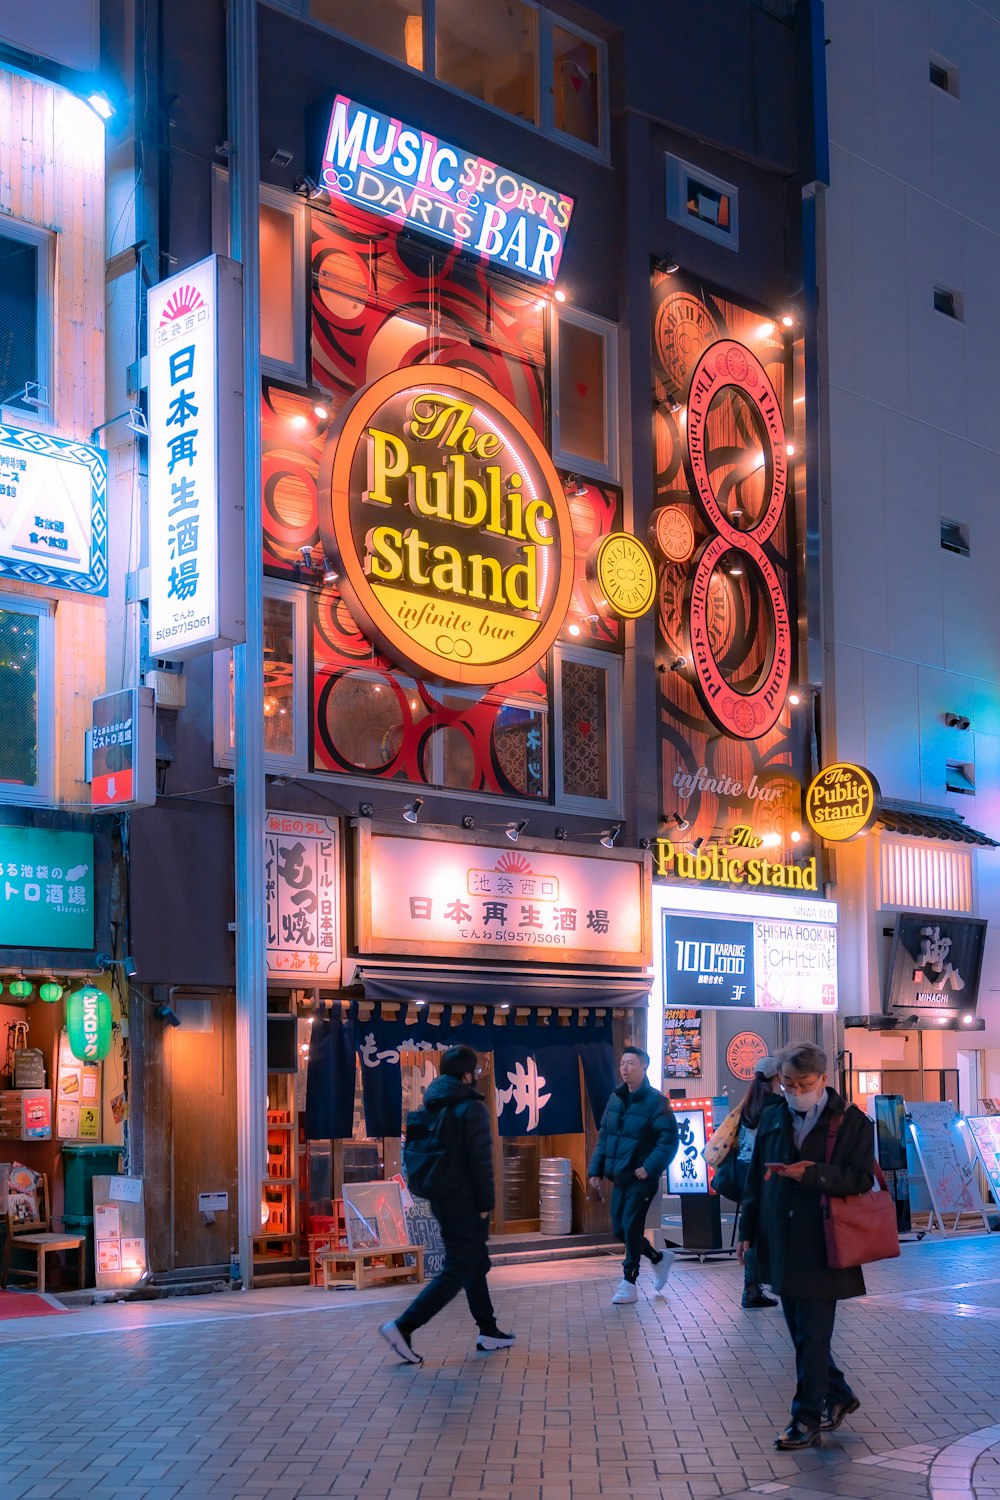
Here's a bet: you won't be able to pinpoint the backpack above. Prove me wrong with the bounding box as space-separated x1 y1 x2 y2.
403 1102 457 1200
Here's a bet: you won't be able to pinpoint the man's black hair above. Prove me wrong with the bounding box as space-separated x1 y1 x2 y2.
623 1044 650 1066
440 1044 479 1079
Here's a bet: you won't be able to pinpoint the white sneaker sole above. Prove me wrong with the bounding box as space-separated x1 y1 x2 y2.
378 1321 422 1364
611 1291 638 1305
653 1250 676 1292
477 1334 515 1351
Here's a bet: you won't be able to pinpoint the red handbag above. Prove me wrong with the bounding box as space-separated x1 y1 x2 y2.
822 1117 901 1269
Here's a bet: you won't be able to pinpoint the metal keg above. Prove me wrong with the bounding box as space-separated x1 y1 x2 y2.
539 1156 572 1235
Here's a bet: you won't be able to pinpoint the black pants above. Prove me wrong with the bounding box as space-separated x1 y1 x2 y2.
780 1296 854 1429
396 1208 497 1337
611 1179 662 1282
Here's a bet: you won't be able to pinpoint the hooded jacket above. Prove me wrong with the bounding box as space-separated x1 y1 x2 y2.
739 1087 876 1301
588 1078 679 1185
423 1073 495 1216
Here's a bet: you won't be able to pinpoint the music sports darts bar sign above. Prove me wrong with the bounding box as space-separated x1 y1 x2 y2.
320 96 574 286
319 367 576 686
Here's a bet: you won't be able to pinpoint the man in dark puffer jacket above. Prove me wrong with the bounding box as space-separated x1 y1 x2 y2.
589 1045 680 1304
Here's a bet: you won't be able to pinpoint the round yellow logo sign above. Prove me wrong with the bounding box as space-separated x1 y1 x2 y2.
318 368 575 685
805 763 881 842
588 533 656 620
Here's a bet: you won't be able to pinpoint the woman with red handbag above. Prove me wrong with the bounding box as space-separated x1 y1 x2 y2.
738 1042 877 1451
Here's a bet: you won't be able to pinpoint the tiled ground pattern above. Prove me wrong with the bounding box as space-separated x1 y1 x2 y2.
1 1238 1000 1499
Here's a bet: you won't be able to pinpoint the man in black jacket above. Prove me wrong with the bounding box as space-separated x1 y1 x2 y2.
379 1045 512 1365
739 1042 876 1450
589 1045 679 1304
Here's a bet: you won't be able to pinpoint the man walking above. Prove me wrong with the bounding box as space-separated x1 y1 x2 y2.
379 1044 513 1365
589 1044 679 1304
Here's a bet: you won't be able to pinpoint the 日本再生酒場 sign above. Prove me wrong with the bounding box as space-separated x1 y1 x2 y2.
320 96 574 286
319 367 575 686
147 254 245 660
0 422 107 595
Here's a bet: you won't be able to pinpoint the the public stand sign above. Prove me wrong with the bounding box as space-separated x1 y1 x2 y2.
0 422 107 595
0 826 94 949
147 254 246 660
320 95 574 286
805 762 880 842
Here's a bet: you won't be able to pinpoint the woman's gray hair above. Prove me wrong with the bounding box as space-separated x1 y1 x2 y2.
776 1041 828 1077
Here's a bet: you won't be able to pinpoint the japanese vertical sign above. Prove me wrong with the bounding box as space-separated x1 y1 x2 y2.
91 687 156 809
667 1097 711 1194
265 813 341 981
147 255 245 660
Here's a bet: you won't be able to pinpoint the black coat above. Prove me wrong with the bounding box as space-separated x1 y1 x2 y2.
739 1089 875 1301
423 1075 495 1216
588 1079 679 1184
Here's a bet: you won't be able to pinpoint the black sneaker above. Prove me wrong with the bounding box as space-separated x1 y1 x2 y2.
476 1330 515 1351
379 1321 422 1364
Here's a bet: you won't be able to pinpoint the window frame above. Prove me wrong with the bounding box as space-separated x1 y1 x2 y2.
553 642 622 815
213 577 309 774
0 593 55 806
665 153 740 252
551 303 619 482
268 0 610 162
0 217 54 422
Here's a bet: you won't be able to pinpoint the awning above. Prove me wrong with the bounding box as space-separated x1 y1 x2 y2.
876 803 999 848
353 960 651 1010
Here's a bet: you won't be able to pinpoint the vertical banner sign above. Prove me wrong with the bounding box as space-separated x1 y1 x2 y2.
91 687 156 808
147 254 246 660
667 1097 711 1194
265 813 341 981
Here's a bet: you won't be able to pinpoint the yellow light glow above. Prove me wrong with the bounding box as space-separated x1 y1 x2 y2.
757 321 775 338
289 413 308 430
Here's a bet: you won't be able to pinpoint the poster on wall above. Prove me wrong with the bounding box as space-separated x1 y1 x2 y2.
906 1101 989 1229
55 1030 101 1141
92 1174 146 1290
265 813 341 981
663 1009 701 1079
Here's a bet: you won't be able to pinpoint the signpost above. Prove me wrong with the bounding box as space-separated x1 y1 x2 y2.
906 1101 989 1233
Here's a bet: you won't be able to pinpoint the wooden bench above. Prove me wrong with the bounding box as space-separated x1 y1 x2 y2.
1 1172 86 1293
318 1244 424 1291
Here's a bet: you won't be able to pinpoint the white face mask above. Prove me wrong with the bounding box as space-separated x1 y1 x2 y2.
787 1085 825 1113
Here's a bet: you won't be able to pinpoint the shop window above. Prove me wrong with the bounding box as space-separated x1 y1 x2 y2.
211 172 307 381
0 221 52 417
436 0 538 123
214 581 307 773
551 24 601 149
0 596 53 805
555 646 621 811
552 306 618 481
308 0 424 67
666 154 739 251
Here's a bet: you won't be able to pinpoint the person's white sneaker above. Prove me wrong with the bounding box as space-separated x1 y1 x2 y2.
611 1278 638 1304
652 1249 675 1293
378 1320 423 1364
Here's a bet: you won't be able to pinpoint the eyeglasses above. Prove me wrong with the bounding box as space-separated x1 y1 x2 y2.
780 1074 822 1095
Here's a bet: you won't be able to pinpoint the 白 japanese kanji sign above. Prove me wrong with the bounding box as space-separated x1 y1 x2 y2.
147 254 245 660
357 826 650 967
0 826 94 949
265 813 340 981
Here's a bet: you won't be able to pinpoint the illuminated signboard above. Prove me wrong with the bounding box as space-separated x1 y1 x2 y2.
319 367 575 685
91 687 156 809
265 813 341 982
148 254 246 660
320 95 574 286
662 910 837 1014
667 1097 712 1194
805 762 881 842
653 833 818 892
0 826 94 950
587 533 656 619
0 422 107 595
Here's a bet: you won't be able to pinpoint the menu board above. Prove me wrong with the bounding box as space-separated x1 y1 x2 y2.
664 1009 702 1079
966 1116 1000 1206
93 1174 147 1290
906 1101 987 1225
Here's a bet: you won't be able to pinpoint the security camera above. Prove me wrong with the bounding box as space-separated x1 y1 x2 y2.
944 713 971 730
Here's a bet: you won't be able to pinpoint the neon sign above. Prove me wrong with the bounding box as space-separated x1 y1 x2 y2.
320 96 574 286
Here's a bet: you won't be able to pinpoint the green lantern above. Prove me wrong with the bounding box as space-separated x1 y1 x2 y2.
8 978 33 1000
38 982 63 1004
66 985 113 1062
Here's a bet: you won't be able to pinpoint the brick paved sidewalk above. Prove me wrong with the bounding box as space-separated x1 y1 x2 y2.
1 1237 999 1499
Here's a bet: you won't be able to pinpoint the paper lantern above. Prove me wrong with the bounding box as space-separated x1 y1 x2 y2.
8 979 32 1000
38 982 64 1004
66 985 113 1062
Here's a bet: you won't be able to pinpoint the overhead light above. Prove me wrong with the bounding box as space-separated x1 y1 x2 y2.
786 443 796 457
500 1002 510 1011
728 507 744 526
669 655 688 673
666 813 690 832
461 815 475 830
563 473 587 497
555 827 568 840
781 312 795 328
154 1003 181 1028
726 559 743 577
962 1013 975 1025
554 288 567 303
313 403 330 420
788 689 802 706
945 713 971 730
87 91 114 120
506 819 528 842
790 830 802 844
298 545 315 569
402 798 424 824
322 555 339 583
358 802 374 817
600 824 622 849
757 321 775 339
568 621 581 637
762 832 781 848
654 255 680 275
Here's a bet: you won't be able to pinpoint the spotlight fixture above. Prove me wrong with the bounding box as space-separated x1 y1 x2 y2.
654 254 680 275
506 819 528 842
666 813 690 832
500 1002 510 1012
554 288 567 303
555 826 568 840
294 174 326 200
154 1003 182 1028
563 473 587 497
945 712 971 730
669 655 688 673
781 312 796 328
402 798 424 824
461 815 475 830
962 1013 975 1025
313 403 330 420
790 830 802 844
87 91 115 120
762 832 781 848
726 559 744 578
298 544 315 568
322 555 339 584
359 802 375 817
600 824 622 849
728 507 744 526
788 689 802 706
658 390 683 414
638 837 652 850
689 837 704 852
568 622 581 637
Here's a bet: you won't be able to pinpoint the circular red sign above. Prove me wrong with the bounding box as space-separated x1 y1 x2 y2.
725 1032 768 1082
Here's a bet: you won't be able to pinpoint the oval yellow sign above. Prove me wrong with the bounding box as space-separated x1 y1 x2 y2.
805 763 881 842
588 532 656 619
318 368 575 685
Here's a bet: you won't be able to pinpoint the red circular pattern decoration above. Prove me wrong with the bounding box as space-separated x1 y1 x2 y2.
725 1032 768 1082
684 340 791 740
650 504 696 564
